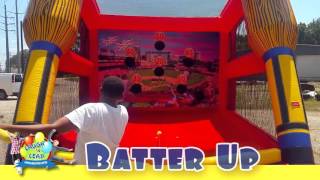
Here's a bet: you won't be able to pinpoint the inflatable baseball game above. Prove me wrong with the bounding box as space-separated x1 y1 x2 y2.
1 0 314 165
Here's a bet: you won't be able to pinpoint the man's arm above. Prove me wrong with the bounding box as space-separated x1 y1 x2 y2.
0 117 78 135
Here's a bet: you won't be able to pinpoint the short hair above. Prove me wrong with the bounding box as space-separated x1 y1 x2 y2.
101 76 124 99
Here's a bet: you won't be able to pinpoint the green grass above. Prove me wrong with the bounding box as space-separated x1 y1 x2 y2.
152 86 170 92
131 102 151 107
141 79 153 85
164 70 180 78
188 73 205 85
132 69 154 76
132 69 180 78
130 69 206 86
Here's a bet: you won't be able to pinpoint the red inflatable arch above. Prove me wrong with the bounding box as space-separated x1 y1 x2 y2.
57 0 278 157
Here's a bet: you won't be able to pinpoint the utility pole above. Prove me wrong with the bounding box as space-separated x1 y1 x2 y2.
20 21 24 73
15 0 20 73
1 5 17 73
4 5 10 73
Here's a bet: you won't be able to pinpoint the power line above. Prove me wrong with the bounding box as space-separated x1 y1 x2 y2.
14 0 20 73
4 5 10 72
0 5 15 73
0 21 14 25
0 15 14 18
0 0 29 73
8 11 24 15
0 27 14 31
20 20 24 72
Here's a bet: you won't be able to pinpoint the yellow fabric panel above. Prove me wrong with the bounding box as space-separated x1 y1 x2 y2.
278 55 306 123
23 0 81 53
241 0 297 57
55 151 74 161
258 148 281 165
265 60 282 126
16 50 47 123
41 55 59 124
278 129 309 137
4 165 320 179
203 156 216 165
0 128 10 143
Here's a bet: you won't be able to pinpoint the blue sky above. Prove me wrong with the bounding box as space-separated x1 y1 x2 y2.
0 0 319 70
97 0 227 17
291 0 320 23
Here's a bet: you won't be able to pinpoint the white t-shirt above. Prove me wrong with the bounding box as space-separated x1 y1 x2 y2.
65 103 129 164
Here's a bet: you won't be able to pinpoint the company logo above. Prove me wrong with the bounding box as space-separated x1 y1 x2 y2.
11 130 74 175
85 142 260 172
291 101 300 108
14 132 55 174
216 143 260 171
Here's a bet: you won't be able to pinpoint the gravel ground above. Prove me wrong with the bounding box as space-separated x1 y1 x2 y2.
0 98 319 164
307 111 320 164
0 97 17 164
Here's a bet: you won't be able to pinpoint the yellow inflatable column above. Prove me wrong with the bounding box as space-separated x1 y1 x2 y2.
14 0 82 125
241 0 314 164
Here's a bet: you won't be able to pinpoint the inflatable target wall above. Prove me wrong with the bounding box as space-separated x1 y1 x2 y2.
8 0 313 164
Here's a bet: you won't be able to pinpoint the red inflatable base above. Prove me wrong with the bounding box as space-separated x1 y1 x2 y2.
57 108 278 156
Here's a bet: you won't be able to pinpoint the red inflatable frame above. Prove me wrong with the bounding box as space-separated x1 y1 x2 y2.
57 0 278 156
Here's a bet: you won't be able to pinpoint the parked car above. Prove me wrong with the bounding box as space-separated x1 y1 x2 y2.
302 90 317 100
300 83 317 100
0 73 23 100
301 83 315 91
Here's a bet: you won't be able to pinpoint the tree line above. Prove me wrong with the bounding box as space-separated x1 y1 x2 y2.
298 18 320 45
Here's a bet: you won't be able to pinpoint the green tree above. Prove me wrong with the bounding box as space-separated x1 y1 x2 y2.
298 18 320 45
308 18 320 44
298 22 309 43
6 49 30 72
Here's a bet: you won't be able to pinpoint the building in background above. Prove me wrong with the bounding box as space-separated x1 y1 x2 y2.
296 44 320 82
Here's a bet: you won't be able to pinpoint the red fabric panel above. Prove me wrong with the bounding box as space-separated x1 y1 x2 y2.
56 108 278 156
214 110 279 150
55 130 77 149
226 52 265 78
55 0 278 157
59 51 94 77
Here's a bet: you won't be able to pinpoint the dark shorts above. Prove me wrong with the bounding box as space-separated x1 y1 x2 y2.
11 154 21 163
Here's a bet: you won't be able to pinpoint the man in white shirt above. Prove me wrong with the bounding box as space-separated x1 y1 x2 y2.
0 76 129 164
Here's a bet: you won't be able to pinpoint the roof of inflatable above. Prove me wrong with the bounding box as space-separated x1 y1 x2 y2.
96 0 228 17
81 0 243 32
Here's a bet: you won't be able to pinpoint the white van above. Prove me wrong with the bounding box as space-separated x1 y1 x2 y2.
0 73 23 100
